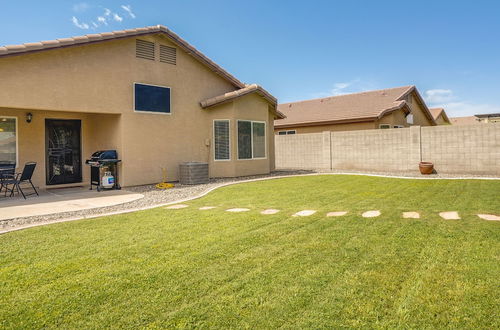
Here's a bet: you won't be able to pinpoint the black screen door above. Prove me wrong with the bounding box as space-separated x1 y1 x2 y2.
45 119 82 185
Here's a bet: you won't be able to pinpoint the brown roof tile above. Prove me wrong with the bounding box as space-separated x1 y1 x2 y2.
200 84 285 119
275 86 424 127
450 116 479 125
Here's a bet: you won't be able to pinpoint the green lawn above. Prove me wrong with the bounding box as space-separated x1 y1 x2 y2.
1 175 499 329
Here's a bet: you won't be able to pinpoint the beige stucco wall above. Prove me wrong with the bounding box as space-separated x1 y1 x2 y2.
275 121 376 134
0 108 120 188
0 34 276 187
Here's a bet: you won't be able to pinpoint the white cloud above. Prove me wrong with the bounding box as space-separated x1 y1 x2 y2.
97 16 107 25
113 13 123 22
104 8 111 16
424 88 500 117
424 89 455 104
73 2 90 12
71 16 89 29
91 21 98 28
121 5 136 18
310 79 374 99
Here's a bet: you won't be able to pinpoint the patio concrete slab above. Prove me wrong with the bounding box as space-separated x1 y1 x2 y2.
0 189 143 221
477 214 500 221
261 209 280 215
439 211 460 220
293 210 316 217
326 211 348 217
403 212 420 219
362 210 381 218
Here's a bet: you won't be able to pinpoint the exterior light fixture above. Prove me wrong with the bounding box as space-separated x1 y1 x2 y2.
26 112 33 123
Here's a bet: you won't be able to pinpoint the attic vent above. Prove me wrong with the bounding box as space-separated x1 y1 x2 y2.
136 39 155 60
160 45 176 65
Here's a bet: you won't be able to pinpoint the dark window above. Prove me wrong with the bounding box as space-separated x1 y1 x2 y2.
238 121 252 159
134 83 171 113
278 131 287 135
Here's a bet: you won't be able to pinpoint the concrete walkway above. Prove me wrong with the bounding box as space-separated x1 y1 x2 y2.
0 188 143 221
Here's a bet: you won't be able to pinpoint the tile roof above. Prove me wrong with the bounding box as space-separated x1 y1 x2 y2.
430 107 451 123
450 116 480 125
200 84 286 119
275 86 426 127
429 107 444 120
0 25 246 89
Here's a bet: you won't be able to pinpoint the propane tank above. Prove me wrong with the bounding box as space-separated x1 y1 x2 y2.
101 171 115 189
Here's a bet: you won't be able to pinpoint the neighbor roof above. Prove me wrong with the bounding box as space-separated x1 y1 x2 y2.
0 25 245 89
275 86 436 127
450 116 479 125
200 84 285 119
429 107 451 123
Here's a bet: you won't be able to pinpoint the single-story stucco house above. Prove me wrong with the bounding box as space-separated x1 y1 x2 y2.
429 107 451 125
0 25 285 189
274 86 436 135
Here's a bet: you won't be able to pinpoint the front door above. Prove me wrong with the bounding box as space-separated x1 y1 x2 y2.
45 119 82 185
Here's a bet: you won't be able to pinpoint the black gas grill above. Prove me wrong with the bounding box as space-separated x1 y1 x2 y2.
85 150 121 191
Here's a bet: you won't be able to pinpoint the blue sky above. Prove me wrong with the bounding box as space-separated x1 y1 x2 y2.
1 0 499 116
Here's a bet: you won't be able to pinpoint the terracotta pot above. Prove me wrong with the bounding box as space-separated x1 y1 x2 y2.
419 162 434 175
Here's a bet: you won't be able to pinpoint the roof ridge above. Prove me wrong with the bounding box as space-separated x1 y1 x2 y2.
279 85 415 106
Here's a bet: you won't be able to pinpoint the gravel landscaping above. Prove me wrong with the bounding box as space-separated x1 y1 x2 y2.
1 169 498 232
0 170 313 231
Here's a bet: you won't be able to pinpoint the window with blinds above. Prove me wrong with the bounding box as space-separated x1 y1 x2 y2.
214 120 230 161
160 44 176 65
136 39 155 61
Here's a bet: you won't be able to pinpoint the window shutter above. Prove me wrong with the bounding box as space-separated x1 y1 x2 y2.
136 39 155 60
214 121 230 160
160 45 176 65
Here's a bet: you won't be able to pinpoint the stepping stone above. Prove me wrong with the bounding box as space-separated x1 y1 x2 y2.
439 211 460 220
199 206 216 210
166 204 188 209
293 210 317 217
261 209 280 215
362 210 381 218
326 211 348 217
226 208 250 212
403 212 420 219
477 214 500 221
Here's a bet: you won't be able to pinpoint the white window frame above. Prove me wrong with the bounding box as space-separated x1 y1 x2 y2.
379 124 391 129
0 116 19 166
237 120 267 160
213 119 231 162
133 82 172 115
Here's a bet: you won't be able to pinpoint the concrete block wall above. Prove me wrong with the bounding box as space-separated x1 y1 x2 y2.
421 124 500 175
330 127 416 171
275 132 330 169
275 123 500 175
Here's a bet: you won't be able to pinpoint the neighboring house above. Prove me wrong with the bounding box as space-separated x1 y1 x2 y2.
274 86 436 134
0 25 284 189
429 107 451 125
450 113 500 125
475 113 500 123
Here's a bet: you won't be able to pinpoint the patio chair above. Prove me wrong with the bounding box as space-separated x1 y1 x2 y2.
3 162 39 199
0 162 16 194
